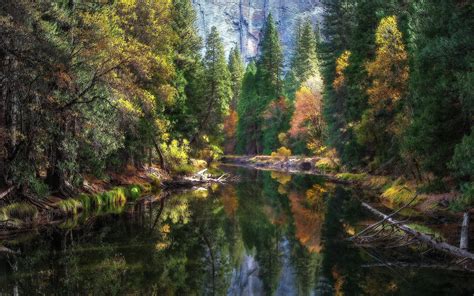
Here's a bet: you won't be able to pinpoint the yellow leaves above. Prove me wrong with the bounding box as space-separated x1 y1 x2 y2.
333 50 351 90
116 97 143 117
270 171 292 185
271 146 292 158
366 16 408 109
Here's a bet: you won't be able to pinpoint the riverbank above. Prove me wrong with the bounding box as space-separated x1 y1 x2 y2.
0 163 226 237
221 155 469 218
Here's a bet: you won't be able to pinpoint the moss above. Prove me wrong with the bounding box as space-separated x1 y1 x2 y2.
127 185 142 200
336 172 367 181
0 203 38 221
407 223 444 240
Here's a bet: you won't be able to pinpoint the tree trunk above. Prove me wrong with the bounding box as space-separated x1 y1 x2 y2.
360 202 474 261
152 137 167 172
460 212 470 251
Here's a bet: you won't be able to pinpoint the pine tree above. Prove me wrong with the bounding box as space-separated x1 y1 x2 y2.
228 46 244 109
193 26 232 144
292 19 319 84
257 13 284 101
403 0 473 177
169 0 203 138
224 46 244 153
237 63 261 154
256 13 285 153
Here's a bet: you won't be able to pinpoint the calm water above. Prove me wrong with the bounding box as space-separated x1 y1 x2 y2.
0 166 473 295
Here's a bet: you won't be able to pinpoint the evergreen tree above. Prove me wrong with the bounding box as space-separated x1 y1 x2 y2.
169 0 203 138
292 19 319 84
193 26 232 145
403 0 473 177
257 13 284 101
236 63 261 154
228 46 244 109
223 46 244 153
256 13 285 153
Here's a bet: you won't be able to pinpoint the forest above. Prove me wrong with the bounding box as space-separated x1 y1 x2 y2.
0 0 473 293
1 0 472 212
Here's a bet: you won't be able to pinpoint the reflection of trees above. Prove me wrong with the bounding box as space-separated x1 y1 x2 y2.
236 171 284 294
319 186 363 295
288 189 324 253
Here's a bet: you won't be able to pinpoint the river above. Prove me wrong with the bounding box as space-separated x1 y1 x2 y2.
0 165 473 295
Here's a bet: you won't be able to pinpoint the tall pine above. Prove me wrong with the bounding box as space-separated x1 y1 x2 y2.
193 26 232 145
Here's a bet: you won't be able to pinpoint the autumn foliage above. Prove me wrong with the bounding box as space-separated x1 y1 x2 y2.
289 85 324 153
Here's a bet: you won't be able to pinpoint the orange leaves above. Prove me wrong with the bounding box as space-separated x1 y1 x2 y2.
263 96 289 121
223 110 238 138
289 85 324 152
289 191 323 253
366 16 408 110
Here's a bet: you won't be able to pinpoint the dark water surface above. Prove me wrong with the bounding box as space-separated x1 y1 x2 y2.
1 166 473 295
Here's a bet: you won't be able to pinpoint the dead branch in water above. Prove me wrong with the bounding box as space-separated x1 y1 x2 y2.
356 202 474 261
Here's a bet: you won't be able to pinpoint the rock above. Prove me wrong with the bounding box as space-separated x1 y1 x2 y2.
192 0 324 64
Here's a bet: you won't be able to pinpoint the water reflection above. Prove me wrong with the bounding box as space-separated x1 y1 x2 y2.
0 166 473 295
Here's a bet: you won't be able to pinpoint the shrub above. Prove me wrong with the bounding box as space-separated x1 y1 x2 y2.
161 139 191 172
271 147 292 158
127 185 141 200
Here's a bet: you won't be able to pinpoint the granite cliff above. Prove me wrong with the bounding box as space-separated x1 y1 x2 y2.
192 0 323 63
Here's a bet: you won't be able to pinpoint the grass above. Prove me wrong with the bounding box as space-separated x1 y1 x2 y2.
407 223 444 240
58 184 144 216
57 199 83 215
381 182 419 207
0 203 38 221
336 172 367 181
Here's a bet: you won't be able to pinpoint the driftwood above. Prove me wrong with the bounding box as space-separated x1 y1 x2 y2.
359 202 474 261
460 212 470 250
163 169 230 189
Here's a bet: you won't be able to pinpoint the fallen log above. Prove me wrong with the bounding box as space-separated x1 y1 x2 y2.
460 212 469 250
359 202 474 261
361 262 473 272
0 187 15 200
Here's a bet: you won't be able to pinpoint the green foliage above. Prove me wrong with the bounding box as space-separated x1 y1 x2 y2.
127 185 142 201
292 19 320 83
236 63 262 154
160 139 191 172
235 14 286 155
449 182 474 212
449 129 474 179
403 0 473 177
57 199 83 215
0 203 38 222
194 26 232 143
335 173 367 182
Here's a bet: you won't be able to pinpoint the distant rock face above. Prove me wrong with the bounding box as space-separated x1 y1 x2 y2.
192 0 323 63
